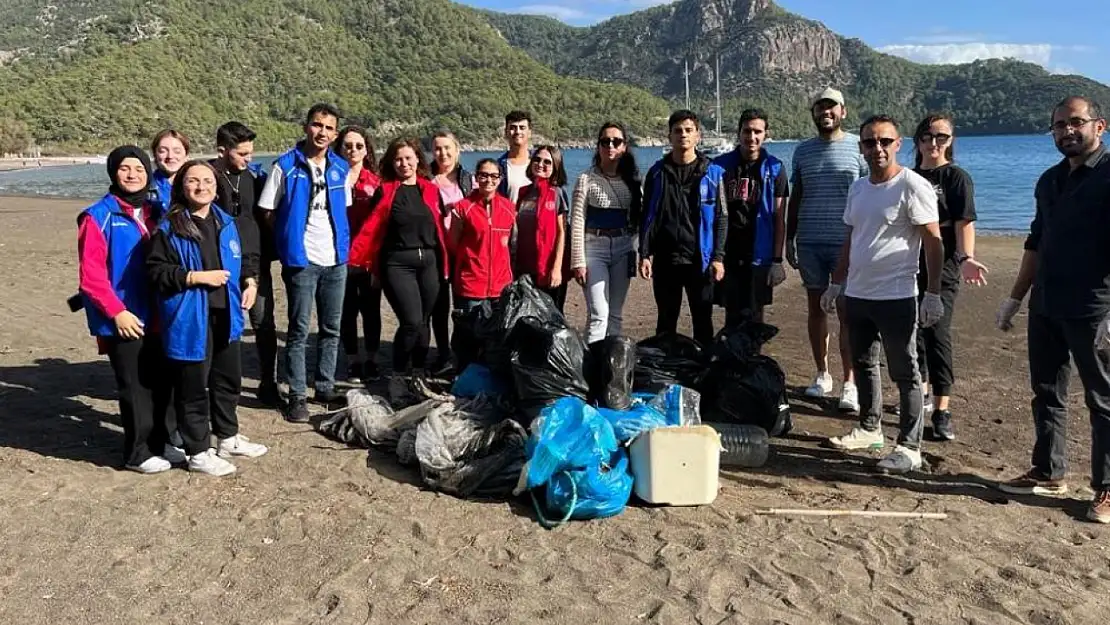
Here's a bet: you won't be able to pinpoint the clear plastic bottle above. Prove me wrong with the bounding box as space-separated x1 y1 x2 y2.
705 422 770 468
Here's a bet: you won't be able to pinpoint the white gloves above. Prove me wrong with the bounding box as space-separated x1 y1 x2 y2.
768 262 787 287
996 297 1022 332
1096 314 1110 352
820 283 842 313
785 240 799 269
919 292 944 328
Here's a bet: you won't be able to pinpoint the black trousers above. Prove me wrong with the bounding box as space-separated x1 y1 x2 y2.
916 262 960 397
104 335 173 467
652 261 715 347
248 257 278 384
340 268 382 359
382 249 441 372
171 311 241 456
432 279 452 363
540 283 568 313
1028 312 1110 488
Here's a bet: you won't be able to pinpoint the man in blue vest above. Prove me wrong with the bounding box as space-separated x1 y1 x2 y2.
258 104 352 423
713 109 789 326
640 110 728 347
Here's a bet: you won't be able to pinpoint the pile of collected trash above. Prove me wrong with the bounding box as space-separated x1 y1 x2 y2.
316 276 790 526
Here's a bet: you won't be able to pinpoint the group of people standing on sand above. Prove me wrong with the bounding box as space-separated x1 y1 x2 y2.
74 90 1110 525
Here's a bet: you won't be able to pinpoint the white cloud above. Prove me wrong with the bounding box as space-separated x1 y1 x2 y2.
879 42 1054 66
513 4 588 21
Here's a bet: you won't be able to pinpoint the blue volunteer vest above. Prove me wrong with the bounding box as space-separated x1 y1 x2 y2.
642 158 726 272
712 148 784 267
272 145 350 268
79 194 152 337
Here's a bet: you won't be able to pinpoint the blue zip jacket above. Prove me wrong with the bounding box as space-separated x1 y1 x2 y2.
150 169 173 219
79 194 153 337
271 144 350 267
712 148 784 267
641 156 727 272
156 206 244 362
496 151 511 198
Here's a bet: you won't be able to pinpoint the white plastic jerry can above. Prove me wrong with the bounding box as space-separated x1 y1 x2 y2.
629 425 721 506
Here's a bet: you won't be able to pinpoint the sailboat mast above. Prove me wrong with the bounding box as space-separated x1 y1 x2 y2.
715 55 721 135
684 59 690 110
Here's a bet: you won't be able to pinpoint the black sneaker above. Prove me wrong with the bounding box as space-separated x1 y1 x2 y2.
284 397 310 423
257 380 281 407
931 409 955 441
312 387 345 406
362 361 382 382
346 361 362 384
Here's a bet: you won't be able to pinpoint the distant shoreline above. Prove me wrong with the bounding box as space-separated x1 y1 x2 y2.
0 156 107 172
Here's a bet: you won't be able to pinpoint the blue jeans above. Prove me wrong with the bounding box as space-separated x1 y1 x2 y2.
582 233 635 344
282 263 347 398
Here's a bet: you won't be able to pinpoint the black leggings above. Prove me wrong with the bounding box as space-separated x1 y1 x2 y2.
382 249 441 372
171 312 241 456
341 268 382 359
432 280 452 363
104 335 173 466
917 264 960 398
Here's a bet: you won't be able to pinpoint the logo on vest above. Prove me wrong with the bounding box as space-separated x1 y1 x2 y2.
229 240 241 258
330 170 340 183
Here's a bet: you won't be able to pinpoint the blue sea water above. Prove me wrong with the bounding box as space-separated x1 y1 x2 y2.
0 134 1061 233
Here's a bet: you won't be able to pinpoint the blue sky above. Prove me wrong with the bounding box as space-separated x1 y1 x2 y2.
463 0 1109 84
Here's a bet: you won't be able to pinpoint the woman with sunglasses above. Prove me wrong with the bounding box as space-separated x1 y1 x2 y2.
515 145 570 310
912 113 989 442
348 138 449 403
569 123 643 343
448 159 516 371
335 126 383 384
428 131 475 375
150 129 192 217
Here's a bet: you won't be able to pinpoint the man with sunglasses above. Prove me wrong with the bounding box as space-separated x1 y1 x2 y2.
258 103 352 422
823 115 943 475
497 110 533 203
209 121 280 406
996 96 1110 524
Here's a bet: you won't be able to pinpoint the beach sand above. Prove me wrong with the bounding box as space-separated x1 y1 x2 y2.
1 195 1107 625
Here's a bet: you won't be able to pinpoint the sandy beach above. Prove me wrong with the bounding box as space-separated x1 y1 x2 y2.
1 194 1107 625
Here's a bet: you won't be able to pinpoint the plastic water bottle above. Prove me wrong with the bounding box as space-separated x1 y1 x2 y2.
705 422 770 468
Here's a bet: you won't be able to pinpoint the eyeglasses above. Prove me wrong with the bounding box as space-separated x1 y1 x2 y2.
531 156 553 167
476 172 501 181
919 132 951 145
1050 117 1100 133
861 137 898 149
342 142 365 151
598 137 625 148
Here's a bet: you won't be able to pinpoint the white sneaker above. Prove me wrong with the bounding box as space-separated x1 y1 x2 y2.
804 372 834 398
126 456 172 474
217 434 268 459
162 445 187 464
838 382 860 412
188 449 237 476
876 445 923 475
923 392 935 415
827 426 885 451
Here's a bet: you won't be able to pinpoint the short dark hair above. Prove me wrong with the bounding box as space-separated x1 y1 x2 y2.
738 109 769 131
305 103 341 125
668 110 700 131
473 158 500 173
860 114 899 134
1054 96 1103 121
215 121 256 150
505 110 531 127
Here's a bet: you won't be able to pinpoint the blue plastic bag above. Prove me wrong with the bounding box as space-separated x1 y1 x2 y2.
451 364 508 398
598 403 668 443
523 397 632 524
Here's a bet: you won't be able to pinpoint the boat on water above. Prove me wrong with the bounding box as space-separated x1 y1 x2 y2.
702 55 734 157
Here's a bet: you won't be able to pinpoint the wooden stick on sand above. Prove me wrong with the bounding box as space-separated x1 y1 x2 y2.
756 508 948 520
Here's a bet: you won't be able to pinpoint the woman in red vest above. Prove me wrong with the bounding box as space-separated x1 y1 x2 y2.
348 138 448 402
448 158 517 370
514 145 570 311
334 126 383 384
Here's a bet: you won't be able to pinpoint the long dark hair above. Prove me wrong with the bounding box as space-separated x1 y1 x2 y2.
378 137 430 182
592 122 643 218
913 113 955 169
526 145 568 187
334 126 378 174
167 160 218 242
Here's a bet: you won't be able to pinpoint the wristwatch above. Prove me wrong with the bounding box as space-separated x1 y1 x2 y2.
954 252 972 265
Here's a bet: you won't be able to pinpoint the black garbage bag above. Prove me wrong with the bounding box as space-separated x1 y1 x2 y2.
708 321 779 365
510 317 589 421
414 395 528 499
633 333 708 393
499 275 565 338
699 355 791 436
452 299 502 373
588 336 637 410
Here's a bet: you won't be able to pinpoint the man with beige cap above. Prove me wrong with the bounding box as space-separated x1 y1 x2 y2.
786 87 870 412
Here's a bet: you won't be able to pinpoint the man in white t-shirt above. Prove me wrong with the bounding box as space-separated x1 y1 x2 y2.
258 103 352 423
820 115 945 474
498 110 533 204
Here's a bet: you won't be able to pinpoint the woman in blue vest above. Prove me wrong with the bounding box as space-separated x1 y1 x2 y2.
150 129 191 218
147 160 268 476
77 145 178 473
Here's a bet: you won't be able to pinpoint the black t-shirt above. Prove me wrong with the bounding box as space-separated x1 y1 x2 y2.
914 164 976 261
193 211 227 309
723 155 789 264
383 184 439 253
